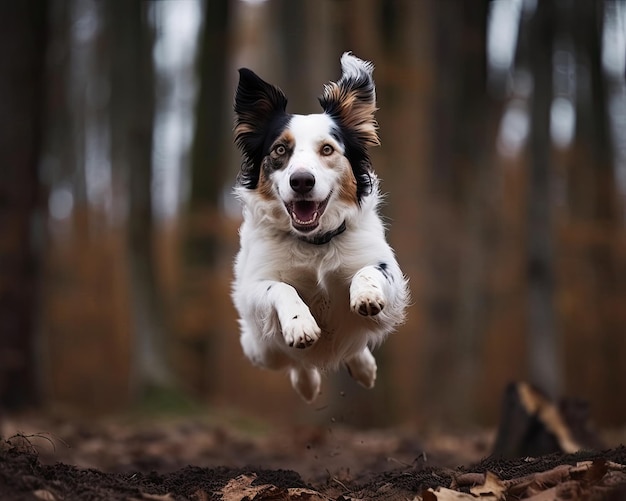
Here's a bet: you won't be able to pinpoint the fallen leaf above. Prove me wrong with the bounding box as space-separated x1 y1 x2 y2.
221 474 284 501
506 463 581 496
33 490 57 501
285 488 331 500
424 487 478 500
580 459 608 484
190 489 210 501
220 473 330 500
451 472 485 489
141 493 176 500
524 480 583 501
470 471 506 500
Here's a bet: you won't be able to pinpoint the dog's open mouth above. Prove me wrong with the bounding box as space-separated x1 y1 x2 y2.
285 194 331 232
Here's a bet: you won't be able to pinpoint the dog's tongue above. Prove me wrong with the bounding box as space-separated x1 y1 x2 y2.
293 201 317 223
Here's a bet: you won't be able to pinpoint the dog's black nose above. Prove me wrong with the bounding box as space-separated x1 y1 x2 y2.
289 171 315 194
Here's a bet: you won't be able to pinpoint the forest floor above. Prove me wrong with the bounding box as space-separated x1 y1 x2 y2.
1 411 626 500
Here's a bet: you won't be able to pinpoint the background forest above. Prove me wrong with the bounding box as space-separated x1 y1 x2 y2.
1 0 626 431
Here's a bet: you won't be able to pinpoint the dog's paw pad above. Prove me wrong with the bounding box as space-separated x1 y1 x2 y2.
351 291 385 317
357 299 384 316
283 315 320 349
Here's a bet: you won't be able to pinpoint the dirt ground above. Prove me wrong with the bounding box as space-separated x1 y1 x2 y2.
1 413 626 500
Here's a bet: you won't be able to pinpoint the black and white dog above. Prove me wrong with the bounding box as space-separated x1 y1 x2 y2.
231 53 409 402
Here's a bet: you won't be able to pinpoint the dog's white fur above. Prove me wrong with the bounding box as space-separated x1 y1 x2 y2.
232 53 409 402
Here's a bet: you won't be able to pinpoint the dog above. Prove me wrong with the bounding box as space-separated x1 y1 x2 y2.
231 52 409 403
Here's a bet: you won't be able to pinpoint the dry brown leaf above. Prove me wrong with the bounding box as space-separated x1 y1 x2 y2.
451 472 485 489
128 494 176 501
602 470 626 489
425 472 506 501
221 474 283 501
606 461 626 471
220 473 330 501
505 463 578 496
190 489 210 501
524 484 560 501
284 488 331 500
33 490 57 501
424 487 479 500
141 493 176 500
422 490 436 501
580 459 608 484
469 471 506 500
503 461 615 499
524 480 583 501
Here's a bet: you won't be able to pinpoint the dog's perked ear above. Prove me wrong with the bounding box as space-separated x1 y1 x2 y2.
319 52 380 201
234 68 289 189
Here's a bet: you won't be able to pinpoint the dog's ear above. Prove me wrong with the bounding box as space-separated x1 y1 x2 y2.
319 53 378 201
318 52 379 149
234 68 289 189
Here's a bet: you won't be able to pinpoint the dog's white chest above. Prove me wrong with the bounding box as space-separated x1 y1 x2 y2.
305 288 333 329
279 268 342 327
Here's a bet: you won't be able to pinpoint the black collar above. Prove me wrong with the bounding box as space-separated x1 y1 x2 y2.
299 221 347 245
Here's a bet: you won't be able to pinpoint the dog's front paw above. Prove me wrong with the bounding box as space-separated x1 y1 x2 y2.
350 270 386 316
351 288 385 316
282 312 321 349
351 293 385 316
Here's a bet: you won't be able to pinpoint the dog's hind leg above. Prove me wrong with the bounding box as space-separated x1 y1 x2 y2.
345 347 377 389
289 366 321 403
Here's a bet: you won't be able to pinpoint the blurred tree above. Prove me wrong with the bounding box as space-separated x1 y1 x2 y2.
179 0 231 395
108 0 172 395
274 0 309 112
349 0 436 426
525 0 561 398
374 0 495 424
273 0 335 113
44 0 78 200
569 0 616 221
189 0 230 210
431 0 493 423
0 1 47 409
36 0 135 412
560 0 625 422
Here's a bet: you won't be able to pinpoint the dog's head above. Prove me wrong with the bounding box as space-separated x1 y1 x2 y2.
234 52 379 241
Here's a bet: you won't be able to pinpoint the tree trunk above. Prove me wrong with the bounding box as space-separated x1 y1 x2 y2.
526 0 561 398
178 0 231 396
0 1 47 409
109 0 171 396
372 0 436 425
561 0 624 423
451 1 493 424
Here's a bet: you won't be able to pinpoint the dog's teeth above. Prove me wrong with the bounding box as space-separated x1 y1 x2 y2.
292 212 318 225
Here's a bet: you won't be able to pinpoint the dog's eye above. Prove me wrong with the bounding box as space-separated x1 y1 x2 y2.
321 144 334 156
273 144 286 156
